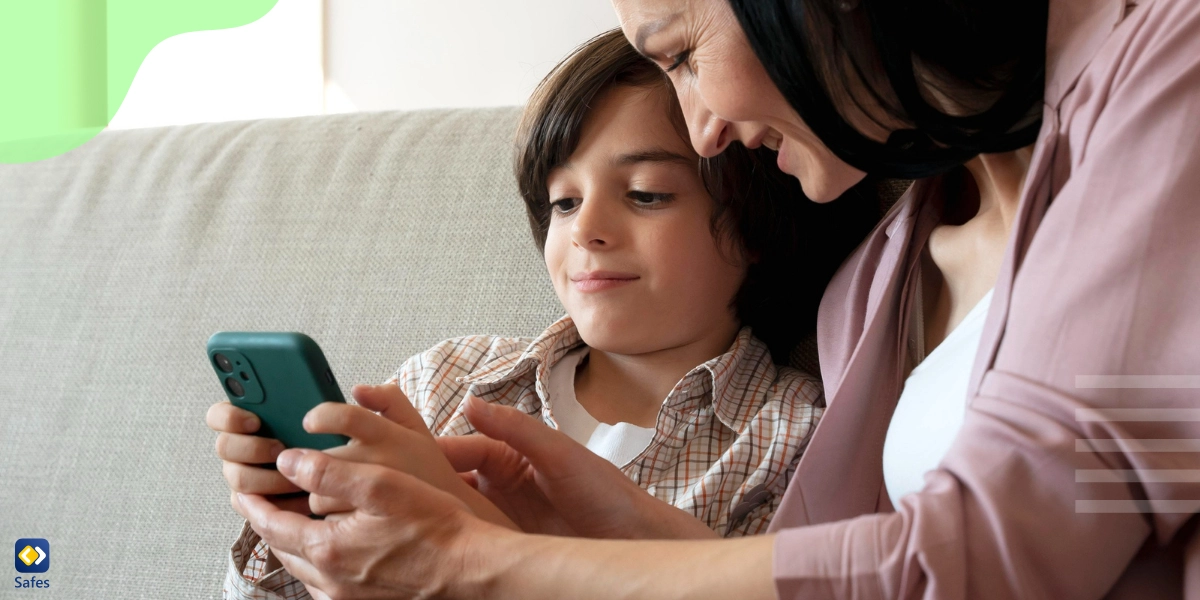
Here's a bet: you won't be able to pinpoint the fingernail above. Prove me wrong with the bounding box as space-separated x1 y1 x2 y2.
243 416 259 432
277 449 302 477
270 443 285 460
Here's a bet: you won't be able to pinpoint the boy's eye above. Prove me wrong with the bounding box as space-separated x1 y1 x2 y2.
550 198 580 213
628 191 675 207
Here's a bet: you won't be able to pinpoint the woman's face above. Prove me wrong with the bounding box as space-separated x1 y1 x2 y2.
543 84 745 357
612 0 868 202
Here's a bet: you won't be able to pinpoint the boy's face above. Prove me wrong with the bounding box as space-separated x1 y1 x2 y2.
544 84 747 356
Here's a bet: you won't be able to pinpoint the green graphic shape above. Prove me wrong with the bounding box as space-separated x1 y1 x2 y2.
0 0 279 164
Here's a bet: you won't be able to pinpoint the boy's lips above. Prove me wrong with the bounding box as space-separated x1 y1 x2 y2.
570 271 639 293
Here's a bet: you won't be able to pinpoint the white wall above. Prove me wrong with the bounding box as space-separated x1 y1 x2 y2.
108 0 323 130
107 0 620 129
323 0 620 112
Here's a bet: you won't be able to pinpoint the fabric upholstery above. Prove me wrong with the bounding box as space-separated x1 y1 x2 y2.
0 108 562 599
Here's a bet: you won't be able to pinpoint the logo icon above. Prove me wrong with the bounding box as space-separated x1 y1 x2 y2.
15 539 49 573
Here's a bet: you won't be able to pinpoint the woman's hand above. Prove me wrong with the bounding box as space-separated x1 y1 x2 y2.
238 448 774 600
441 396 718 540
296 383 518 530
206 400 309 515
237 450 510 600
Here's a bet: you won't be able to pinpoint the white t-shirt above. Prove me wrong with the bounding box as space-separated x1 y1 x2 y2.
882 289 994 506
545 346 657 468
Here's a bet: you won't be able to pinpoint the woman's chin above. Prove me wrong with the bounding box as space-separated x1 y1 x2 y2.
797 167 868 204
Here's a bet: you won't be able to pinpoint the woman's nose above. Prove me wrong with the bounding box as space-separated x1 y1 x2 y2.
687 105 732 158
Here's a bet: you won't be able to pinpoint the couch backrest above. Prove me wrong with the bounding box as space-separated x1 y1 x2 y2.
0 108 564 598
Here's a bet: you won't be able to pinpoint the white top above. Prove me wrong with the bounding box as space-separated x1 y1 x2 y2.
545 346 657 467
883 289 994 506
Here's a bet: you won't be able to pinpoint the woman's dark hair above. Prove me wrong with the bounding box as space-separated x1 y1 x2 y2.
726 0 1048 179
514 29 879 363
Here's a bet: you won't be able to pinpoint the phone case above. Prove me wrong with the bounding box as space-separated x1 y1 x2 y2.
206 331 350 450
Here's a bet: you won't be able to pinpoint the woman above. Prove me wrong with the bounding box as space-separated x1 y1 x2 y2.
233 0 1200 597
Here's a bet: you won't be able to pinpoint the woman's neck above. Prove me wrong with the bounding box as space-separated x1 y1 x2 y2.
572 320 740 428
921 147 1033 352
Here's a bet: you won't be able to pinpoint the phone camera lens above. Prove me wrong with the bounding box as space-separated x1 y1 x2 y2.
214 353 234 373
225 376 246 397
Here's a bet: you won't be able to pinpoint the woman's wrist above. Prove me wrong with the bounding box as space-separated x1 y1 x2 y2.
463 529 777 600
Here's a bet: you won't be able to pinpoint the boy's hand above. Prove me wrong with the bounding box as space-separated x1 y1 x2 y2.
299 383 518 530
206 401 310 515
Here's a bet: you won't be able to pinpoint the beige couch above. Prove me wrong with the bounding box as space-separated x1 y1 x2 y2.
1 106 863 599
0 108 568 599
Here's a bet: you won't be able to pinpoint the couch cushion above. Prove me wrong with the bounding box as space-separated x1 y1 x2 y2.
0 108 563 598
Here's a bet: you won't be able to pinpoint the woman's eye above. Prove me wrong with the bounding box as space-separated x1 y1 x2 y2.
665 50 691 74
628 191 675 207
550 198 580 213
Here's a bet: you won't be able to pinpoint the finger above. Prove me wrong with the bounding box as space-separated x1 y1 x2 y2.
352 383 429 432
436 433 526 476
223 461 303 495
303 402 394 444
277 448 462 517
231 491 311 519
309 492 354 516
462 396 591 479
206 401 260 434
271 548 334 600
238 493 328 562
215 432 285 464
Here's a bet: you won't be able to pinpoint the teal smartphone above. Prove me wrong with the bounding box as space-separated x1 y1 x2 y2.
206 332 350 450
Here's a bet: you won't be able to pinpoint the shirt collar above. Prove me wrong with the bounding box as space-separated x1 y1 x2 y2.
1045 0 1126 107
669 326 778 433
458 317 777 434
456 314 582 387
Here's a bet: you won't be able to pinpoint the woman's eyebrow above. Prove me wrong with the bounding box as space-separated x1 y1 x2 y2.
633 13 680 56
612 149 694 167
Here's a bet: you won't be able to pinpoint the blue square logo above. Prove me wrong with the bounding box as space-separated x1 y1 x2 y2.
15 539 49 573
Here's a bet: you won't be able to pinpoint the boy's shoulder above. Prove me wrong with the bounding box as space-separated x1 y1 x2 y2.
752 363 824 425
736 333 824 408
721 334 824 436
400 334 537 379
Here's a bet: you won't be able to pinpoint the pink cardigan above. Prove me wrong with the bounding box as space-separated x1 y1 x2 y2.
768 0 1200 597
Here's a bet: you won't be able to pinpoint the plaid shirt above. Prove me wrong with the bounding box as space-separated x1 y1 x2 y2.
224 316 823 600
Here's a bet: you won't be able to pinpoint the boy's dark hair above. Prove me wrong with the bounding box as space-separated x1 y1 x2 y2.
514 29 879 364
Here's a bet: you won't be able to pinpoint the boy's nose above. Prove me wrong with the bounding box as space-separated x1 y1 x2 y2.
570 197 615 249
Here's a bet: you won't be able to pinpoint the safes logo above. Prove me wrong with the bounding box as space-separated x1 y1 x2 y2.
14 539 50 590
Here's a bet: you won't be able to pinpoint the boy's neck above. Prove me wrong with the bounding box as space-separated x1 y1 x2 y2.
572 321 741 428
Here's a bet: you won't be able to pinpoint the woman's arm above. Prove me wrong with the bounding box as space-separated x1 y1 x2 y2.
778 1 1200 597
238 450 773 600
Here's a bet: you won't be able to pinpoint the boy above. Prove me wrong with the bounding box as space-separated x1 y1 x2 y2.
211 29 872 600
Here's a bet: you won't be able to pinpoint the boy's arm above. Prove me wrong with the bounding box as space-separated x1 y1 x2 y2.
223 521 312 600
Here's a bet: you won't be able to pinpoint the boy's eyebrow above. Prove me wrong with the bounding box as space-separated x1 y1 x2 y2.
612 149 695 167
634 13 680 57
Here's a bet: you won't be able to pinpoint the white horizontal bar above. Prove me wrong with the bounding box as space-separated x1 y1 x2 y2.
1076 470 1200 483
1076 499 1200 513
1076 408 1200 422
1077 439 1200 452
1075 375 1200 389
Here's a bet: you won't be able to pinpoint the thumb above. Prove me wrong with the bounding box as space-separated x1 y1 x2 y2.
461 395 589 479
352 383 429 433
276 448 427 516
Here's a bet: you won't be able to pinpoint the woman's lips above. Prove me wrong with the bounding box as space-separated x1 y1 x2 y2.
570 271 639 293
